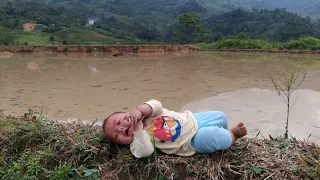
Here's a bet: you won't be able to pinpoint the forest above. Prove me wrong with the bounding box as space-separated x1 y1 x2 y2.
1 0 320 49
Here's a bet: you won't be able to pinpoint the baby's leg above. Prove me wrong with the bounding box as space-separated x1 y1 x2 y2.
193 111 228 129
190 123 247 153
191 126 232 153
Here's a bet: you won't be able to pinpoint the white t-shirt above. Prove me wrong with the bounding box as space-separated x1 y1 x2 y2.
130 99 199 158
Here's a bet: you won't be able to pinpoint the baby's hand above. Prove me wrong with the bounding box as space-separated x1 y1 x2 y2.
124 108 142 121
134 118 144 132
124 108 144 132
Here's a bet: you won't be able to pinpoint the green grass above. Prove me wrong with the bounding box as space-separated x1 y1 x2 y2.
0 26 160 46
15 33 54 46
54 28 111 45
54 27 165 45
0 27 56 45
0 109 107 179
1 109 319 179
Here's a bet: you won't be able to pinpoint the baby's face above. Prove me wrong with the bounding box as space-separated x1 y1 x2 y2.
104 112 134 144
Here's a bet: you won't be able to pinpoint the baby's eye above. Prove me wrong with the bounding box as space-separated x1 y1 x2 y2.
118 120 120 125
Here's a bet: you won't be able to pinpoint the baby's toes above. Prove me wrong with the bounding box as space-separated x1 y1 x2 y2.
237 122 244 127
240 126 248 135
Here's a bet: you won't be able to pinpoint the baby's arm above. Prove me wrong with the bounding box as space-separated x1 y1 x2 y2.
143 99 163 117
124 103 153 130
129 99 163 158
125 99 163 123
130 130 154 158
136 103 153 118
134 99 164 118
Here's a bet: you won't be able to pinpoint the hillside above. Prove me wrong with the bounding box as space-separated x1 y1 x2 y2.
204 8 316 42
259 0 320 18
1 0 320 45
200 0 320 18
0 27 148 46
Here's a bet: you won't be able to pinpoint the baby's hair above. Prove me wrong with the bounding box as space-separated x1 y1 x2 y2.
102 111 125 138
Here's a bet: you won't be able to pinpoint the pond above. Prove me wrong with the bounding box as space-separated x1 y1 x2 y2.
1 51 320 141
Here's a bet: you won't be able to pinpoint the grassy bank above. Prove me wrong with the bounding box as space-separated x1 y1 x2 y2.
196 36 320 51
0 27 164 46
1 110 319 179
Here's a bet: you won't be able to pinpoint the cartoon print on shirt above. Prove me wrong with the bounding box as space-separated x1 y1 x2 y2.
148 116 182 143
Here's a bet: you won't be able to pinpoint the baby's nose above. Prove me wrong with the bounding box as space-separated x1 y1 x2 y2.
119 127 125 133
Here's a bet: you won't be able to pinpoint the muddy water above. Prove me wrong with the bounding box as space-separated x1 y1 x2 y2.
1 52 320 141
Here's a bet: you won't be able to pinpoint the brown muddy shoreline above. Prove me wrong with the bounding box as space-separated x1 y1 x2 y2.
2 45 320 55
200 49 320 55
0 45 199 54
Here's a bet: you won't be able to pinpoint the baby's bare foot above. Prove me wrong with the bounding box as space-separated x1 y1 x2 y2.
231 122 247 139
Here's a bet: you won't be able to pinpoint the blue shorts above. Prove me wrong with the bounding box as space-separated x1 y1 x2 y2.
190 111 232 153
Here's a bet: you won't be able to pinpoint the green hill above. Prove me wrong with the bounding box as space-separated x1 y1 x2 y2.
199 0 320 18
0 27 148 46
204 8 315 42
1 0 320 45
259 0 320 18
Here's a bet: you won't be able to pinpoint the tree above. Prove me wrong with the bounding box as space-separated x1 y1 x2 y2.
49 36 55 45
267 64 310 139
0 32 16 45
238 32 248 40
173 12 212 44
62 39 68 45
314 18 320 38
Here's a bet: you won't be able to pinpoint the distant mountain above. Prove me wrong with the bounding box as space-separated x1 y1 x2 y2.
199 0 320 18
44 0 320 22
219 0 320 18
1 0 320 45
259 0 320 18
204 8 316 42
199 0 265 12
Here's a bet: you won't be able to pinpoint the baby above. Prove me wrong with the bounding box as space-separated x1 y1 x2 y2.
103 99 247 158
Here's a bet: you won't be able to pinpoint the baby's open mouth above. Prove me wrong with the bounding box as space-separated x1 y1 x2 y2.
125 128 129 135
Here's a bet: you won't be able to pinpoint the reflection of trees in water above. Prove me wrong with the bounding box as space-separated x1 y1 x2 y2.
88 66 98 73
198 52 319 67
10 51 192 60
3 52 319 80
24 60 92 73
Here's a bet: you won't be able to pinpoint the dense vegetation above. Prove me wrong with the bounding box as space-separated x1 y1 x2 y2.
0 0 87 28
197 36 320 51
1 0 320 47
204 9 316 42
199 0 320 19
258 0 320 18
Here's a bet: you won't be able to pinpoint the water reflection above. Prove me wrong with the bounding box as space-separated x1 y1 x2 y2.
27 62 41 71
88 66 98 73
1 52 320 142
181 88 320 142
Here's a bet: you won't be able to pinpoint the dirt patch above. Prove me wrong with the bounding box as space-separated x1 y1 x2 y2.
0 51 13 58
85 34 112 40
